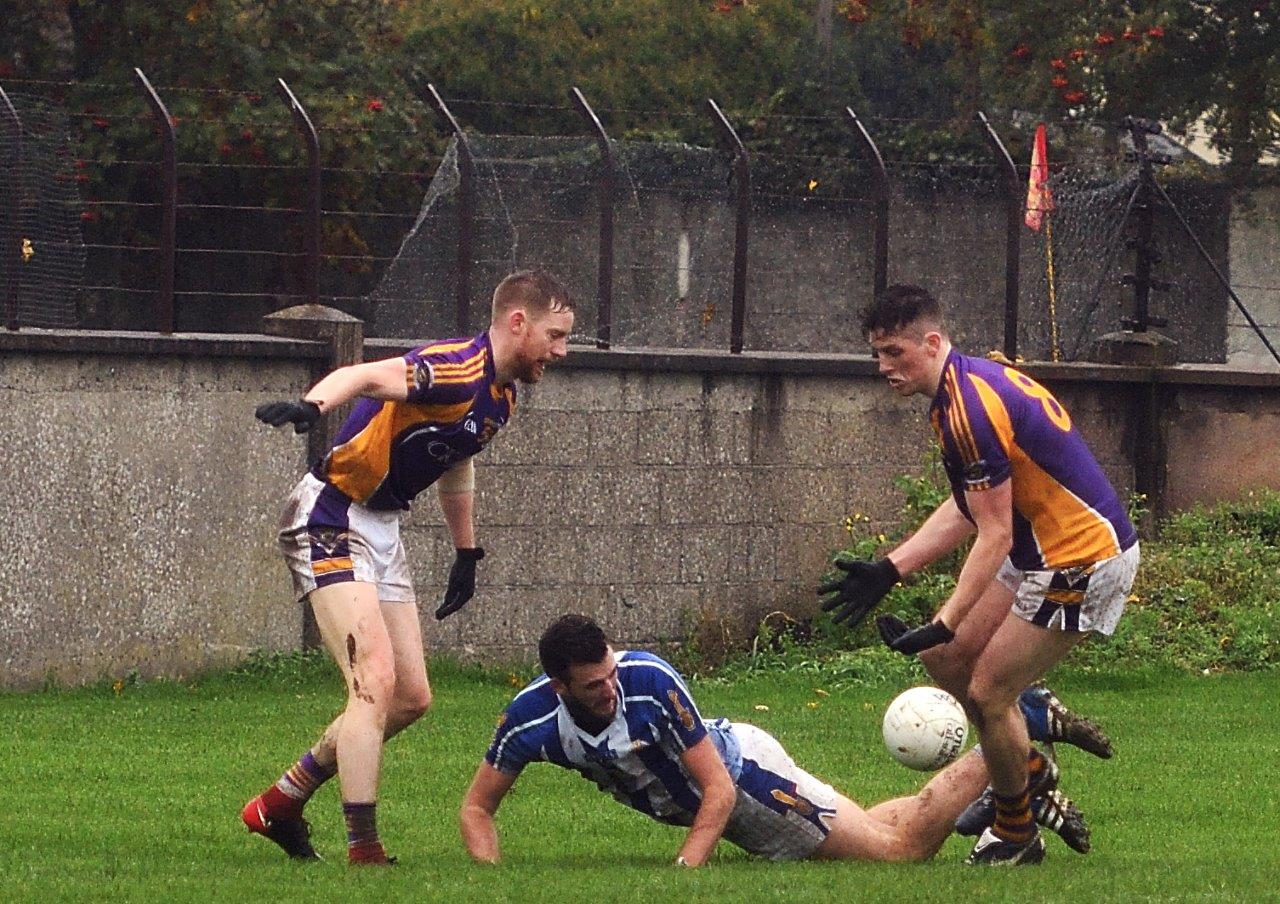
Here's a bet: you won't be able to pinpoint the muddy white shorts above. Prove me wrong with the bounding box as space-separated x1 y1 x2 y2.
277 473 415 603
999 542 1139 635
723 722 840 861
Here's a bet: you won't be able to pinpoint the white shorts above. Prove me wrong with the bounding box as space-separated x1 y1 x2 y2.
723 723 840 861
998 542 1139 636
277 473 415 603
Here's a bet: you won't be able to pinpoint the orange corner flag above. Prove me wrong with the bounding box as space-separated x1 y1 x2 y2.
1025 123 1054 231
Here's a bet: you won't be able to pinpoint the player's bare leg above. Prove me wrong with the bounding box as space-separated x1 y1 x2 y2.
310 600 432 768
917 580 1013 704
309 581 400 863
242 581 397 861
812 751 989 861
964 615 1084 865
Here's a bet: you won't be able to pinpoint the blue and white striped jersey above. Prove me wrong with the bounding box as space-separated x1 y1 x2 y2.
485 650 741 825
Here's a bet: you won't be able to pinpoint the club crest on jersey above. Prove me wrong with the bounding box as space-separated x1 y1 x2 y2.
667 689 696 731
478 416 505 445
964 459 988 482
464 419 478 435
412 360 434 390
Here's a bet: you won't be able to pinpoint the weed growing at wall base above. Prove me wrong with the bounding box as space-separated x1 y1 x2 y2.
1076 489 1280 673
802 458 1280 680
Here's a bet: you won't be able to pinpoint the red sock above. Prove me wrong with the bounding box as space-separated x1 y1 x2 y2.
348 840 390 864
261 784 303 820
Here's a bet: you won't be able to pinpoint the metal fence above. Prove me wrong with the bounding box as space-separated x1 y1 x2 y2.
2 73 1277 366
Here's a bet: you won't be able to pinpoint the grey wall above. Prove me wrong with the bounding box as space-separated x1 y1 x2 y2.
0 333 317 688
368 146 1232 365
1228 185 1280 371
3 330 1278 688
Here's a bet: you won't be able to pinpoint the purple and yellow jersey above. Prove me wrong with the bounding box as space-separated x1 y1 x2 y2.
929 349 1136 570
314 331 515 511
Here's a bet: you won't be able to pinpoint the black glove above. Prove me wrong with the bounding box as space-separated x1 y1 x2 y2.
817 557 900 627
876 613 955 656
435 547 486 620
255 399 322 434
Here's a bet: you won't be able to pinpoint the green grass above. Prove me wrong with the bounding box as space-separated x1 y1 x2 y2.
2 662 1278 903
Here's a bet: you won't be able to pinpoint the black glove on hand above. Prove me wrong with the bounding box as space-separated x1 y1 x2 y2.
817 557 900 627
876 613 955 656
255 399 322 434
435 547 486 620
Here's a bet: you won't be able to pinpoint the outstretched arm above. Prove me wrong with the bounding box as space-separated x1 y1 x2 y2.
887 495 977 578
460 762 518 864
675 736 738 867
303 356 412 413
256 356 413 432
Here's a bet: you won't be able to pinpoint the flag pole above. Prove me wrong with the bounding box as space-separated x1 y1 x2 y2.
1045 212 1060 361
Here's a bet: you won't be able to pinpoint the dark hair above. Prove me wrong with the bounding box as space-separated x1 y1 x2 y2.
538 614 608 682
860 284 943 338
492 268 573 319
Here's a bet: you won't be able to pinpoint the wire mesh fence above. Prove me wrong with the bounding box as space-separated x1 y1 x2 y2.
1 74 1277 367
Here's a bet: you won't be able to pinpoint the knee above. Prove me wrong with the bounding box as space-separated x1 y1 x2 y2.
349 653 398 714
965 677 1019 725
394 681 432 724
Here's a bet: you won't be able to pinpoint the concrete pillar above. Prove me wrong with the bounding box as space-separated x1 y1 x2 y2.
1087 330 1175 537
261 303 364 647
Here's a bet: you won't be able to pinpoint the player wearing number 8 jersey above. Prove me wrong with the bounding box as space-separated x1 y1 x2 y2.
931 350 1136 578
819 285 1137 866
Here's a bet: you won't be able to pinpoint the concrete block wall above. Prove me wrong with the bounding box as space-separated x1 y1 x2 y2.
0 332 319 688
410 357 933 662
3 330 1279 688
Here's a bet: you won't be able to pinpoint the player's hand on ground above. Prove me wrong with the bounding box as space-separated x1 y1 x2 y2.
817 557 900 627
435 547 486 620
255 399 322 434
876 613 955 655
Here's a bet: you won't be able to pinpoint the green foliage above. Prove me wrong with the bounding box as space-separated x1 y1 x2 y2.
728 452 1280 682
1076 489 1280 673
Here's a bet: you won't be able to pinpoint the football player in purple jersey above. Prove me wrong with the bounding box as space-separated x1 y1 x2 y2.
242 270 574 865
820 284 1138 865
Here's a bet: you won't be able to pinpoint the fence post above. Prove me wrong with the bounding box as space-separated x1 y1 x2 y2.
844 108 890 300
276 79 322 307
706 99 749 354
419 83 475 335
0 85 22 331
570 87 615 350
133 68 176 335
975 111 1020 361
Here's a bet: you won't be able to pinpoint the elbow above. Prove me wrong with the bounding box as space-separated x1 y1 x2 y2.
710 778 738 819
978 525 1013 554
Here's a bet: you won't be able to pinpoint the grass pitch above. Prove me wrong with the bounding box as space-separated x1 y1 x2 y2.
2 661 1277 903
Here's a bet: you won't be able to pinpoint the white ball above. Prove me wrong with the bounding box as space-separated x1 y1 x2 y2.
882 686 969 771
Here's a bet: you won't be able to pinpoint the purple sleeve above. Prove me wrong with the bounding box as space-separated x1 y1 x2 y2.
942 372 1012 492
403 346 484 406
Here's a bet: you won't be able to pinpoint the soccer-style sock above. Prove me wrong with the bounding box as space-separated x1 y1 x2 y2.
344 801 388 863
262 751 335 820
991 789 1036 844
1027 748 1049 789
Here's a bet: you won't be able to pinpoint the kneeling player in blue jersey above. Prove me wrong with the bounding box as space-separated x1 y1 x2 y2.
460 615 1093 867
